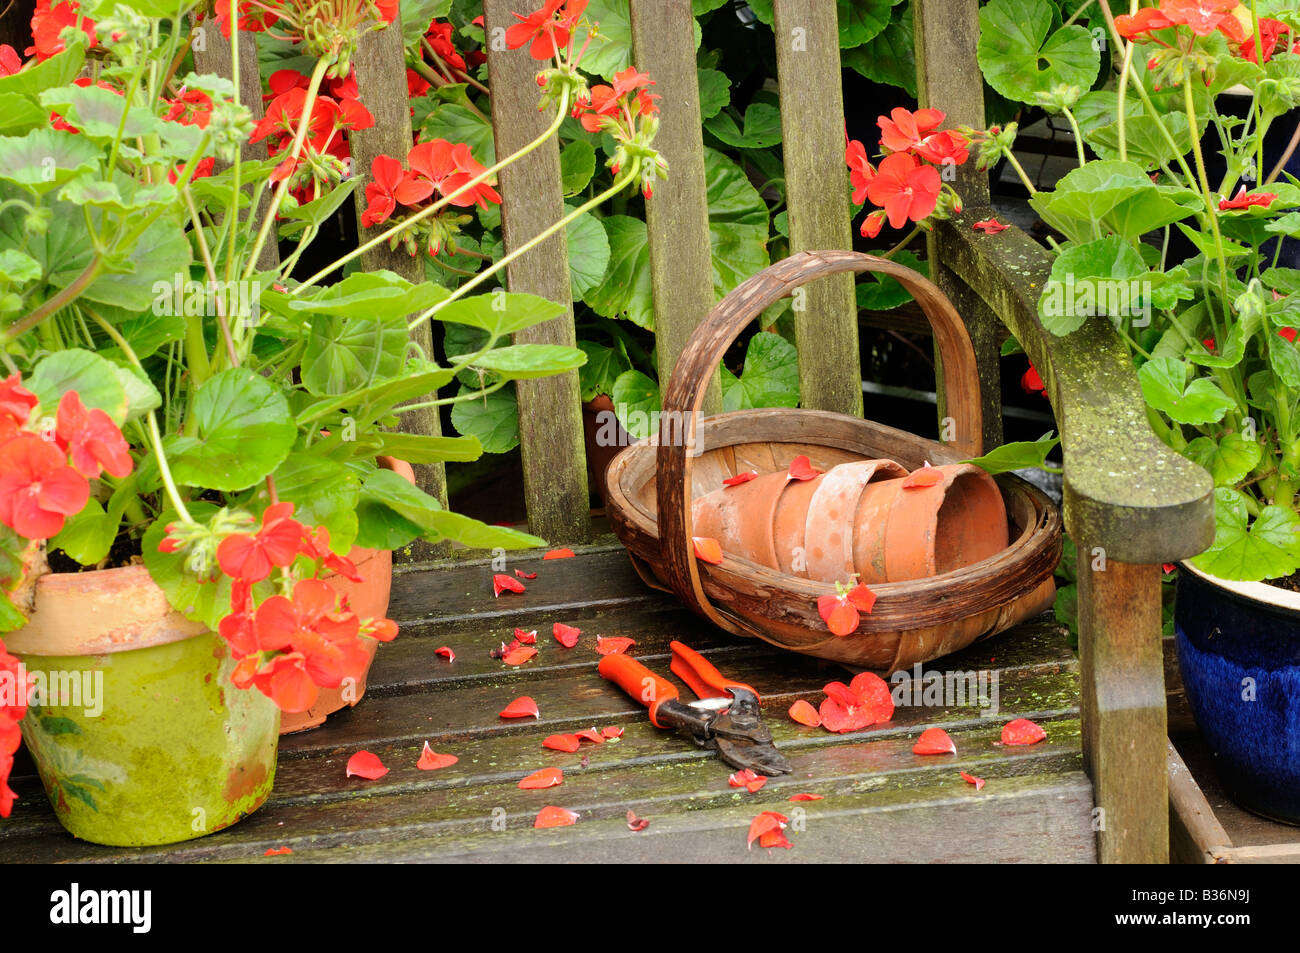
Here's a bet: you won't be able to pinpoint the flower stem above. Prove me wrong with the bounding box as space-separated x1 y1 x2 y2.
409 161 641 331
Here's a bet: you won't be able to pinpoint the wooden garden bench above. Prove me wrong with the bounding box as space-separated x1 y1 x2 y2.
0 0 1213 864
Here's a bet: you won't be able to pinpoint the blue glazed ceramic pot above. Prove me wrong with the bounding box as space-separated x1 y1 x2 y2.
1175 563 1300 825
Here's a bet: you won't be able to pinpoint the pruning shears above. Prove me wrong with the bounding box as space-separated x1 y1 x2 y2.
598 640 792 776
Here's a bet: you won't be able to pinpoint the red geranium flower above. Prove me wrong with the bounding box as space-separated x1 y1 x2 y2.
54 391 132 479
1021 362 1046 395
360 154 433 227
408 139 501 209
217 501 305 583
817 581 877 636
877 106 946 155
27 0 96 61
1241 18 1289 63
973 217 1010 234
0 433 89 540
1220 186 1278 210
0 44 23 76
252 88 338 153
213 0 278 38
1161 0 1246 40
0 373 38 429
252 652 318 712
300 525 362 582
505 0 571 60
427 20 467 71
254 578 367 687
164 89 214 129
914 129 969 167
865 152 942 229
860 209 887 239
1114 6 1176 38
845 139 874 205
818 671 894 733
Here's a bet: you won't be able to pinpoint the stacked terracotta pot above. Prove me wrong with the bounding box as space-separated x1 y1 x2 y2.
692 460 1008 584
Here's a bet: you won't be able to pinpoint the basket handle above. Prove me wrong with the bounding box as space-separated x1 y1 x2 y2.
654 249 983 627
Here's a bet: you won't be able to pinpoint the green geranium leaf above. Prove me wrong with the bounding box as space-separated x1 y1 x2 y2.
577 341 631 402
425 510 545 550
977 0 1100 106
289 270 451 322
1030 160 1198 243
704 102 783 149
720 331 799 411
856 249 927 311
586 214 654 328
471 343 587 379
277 178 361 231
168 369 296 491
567 208 610 301
611 369 661 439
963 431 1061 475
559 140 596 196
450 384 519 453
0 93 49 134
1191 487 1300 581
0 128 101 194
1038 236 1147 336
836 0 896 47
582 0 701 79
705 148 770 299
0 249 40 286
1269 331 1300 388
28 348 129 423
371 432 483 463
435 291 567 336
1138 357 1235 425
1185 433 1263 487
0 41 84 101
842 3 916 97
697 67 731 120
270 453 361 552
419 102 495 165
39 84 159 142
302 311 409 396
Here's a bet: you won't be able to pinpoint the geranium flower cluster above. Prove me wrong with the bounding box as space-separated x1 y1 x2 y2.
359 139 502 257
845 107 968 239
0 376 132 541
254 68 376 207
25 0 96 61
406 17 488 98
158 502 398 713
572 67 666 199
0 639 23 818
213 0 397 77
1117 1 1300 76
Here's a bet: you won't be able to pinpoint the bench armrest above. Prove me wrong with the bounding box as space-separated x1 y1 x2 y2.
935 212 1214 563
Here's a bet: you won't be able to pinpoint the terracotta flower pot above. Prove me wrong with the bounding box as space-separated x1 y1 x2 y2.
6 566 279 847
691 461 1007 585
583 395 630 508
278 455 414 734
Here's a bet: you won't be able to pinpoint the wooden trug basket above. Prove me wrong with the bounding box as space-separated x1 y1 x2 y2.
605 251 1062 673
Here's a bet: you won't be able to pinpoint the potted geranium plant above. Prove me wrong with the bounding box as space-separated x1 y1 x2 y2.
974 0 1300 821
0 0 660 845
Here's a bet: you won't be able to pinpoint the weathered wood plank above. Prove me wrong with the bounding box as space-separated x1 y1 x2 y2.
628 0 720 414
773 1 861 417
1077 556 1167 863
483 0 591 545
350 24 449 542
1168 740 1231 864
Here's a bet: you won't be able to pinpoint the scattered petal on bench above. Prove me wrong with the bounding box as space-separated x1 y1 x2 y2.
346 750 388 780
535 806 579 828
514 569 538 579
434 646 455 662
519 767 564 790
493 573 525 597
574 728 604 745
543 734 581 752
1001 718 1046 746
626 809 650 831
263 846 293 856
723 470 758 486
543 548 575 559
788 793 823 802
514 628 537 644
595 635 635 655
747 810 790 849
500 696 540 719
553 622 581 648
913 727 957 756
788 699 822 727
502 645 537 666
960 771 986 791
600 726 624 739
417 742 458 770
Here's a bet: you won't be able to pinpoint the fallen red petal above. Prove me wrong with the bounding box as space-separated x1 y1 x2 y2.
514 628 538 644
553 622 581 648
434 646 455 662
960 770 986 791
601 726 624 739
493 573 525 596
723 470 758 486
345 750 389 780
626 809 650 831
902 465 944 489
499 695 540 719
534 805 579 827
416 741 458 770
543 548 575 559
845 583 877 614
574 727 605 745
787 454 822 481
788 699 822 727
912 726 957 756
502 645 537 666
729 768 760 788
543 733 582 752
692 536 723 564
595 635 636 655
972 217 1010 234
1001 717 1047 746
263 846 293 855
817 595 859 636
746 810 788 848
746 778 767 793
788 793 823 802
518 767 564 790
514 569 538 579
758 828 793 849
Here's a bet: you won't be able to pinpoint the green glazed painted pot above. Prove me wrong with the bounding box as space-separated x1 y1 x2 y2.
8 565 279 847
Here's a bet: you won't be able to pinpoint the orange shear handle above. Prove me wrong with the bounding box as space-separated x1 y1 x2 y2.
598 653 679 728
669 641 759 702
